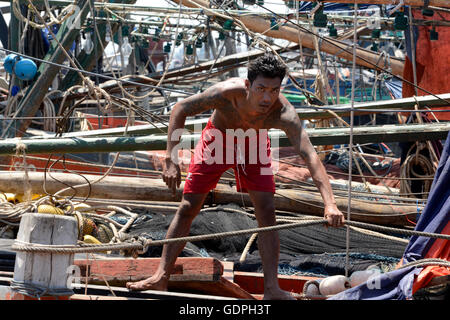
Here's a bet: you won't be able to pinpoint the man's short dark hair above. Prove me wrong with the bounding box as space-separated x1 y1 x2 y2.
247 53 286 84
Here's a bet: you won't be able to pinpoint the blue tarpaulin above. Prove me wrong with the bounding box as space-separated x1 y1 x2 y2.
329 135 450 300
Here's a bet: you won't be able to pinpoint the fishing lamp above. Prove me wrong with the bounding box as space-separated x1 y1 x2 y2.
313 8 328 28
186 44 194 56
422 8 434 17
422 0 434 17
164 42 171 53
195 36 203 48
152 27 161 42
394 11 408 31
430 26 438 41
270 17 279 30
122 25 130 37
257 0 264 5
218 31 226 40
371 28 381 39
223 19 233 31
82 32 94 54
287 0 295 9
175 32 183 46
371 42 378 52
328 24 337 37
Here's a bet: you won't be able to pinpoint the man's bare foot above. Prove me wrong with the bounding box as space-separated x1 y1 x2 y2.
126 275 169 291
263 289 296 300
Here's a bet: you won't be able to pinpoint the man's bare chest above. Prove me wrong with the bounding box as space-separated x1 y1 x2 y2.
213 100 275 131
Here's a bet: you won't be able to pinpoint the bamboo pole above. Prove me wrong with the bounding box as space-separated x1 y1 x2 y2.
171 0 405 76
1 122 449 154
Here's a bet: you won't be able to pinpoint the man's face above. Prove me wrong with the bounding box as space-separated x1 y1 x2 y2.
246 75 282 115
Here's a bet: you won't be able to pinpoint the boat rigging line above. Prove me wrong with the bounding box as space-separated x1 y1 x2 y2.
253 1 450 107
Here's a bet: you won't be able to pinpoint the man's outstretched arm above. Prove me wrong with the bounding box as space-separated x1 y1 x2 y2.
274 97 344 227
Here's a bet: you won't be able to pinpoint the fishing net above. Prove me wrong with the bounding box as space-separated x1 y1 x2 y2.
126 203 407 275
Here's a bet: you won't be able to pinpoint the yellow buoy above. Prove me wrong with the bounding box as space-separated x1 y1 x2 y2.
83 235 107 253
37 204 65 215
16 193 43 202
83 234 102 244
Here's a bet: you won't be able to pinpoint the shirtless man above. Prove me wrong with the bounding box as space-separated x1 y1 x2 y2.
126 53 344 300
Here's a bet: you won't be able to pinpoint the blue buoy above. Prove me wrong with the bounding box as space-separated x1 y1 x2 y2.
3 54 19 74
14 58 37 81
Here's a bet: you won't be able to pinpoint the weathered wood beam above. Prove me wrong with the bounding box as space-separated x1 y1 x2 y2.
3 122 449 155
0 171 420 226
4 0 91 138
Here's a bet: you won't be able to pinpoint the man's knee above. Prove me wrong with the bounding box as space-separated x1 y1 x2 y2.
177 194 206 219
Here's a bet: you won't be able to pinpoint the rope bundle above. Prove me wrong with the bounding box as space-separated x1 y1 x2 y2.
400 143 435 198
12 0 77 30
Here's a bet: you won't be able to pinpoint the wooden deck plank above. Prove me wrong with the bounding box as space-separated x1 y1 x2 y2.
74 257 254 299
233 271 323 295
74 257 224 284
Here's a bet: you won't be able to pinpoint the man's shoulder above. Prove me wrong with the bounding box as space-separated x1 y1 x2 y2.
213 78 246 97
265 94 300 129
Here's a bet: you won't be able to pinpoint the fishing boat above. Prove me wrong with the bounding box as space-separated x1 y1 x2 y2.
0 0 448 302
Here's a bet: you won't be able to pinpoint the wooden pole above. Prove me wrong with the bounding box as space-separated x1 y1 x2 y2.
0 122 449 155
0 171 420 226
10 213 78 300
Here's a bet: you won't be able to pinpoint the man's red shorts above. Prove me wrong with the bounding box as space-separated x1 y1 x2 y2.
183 120 275 194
